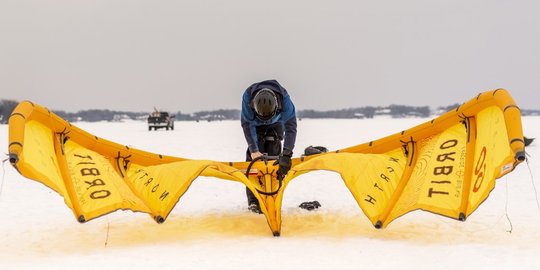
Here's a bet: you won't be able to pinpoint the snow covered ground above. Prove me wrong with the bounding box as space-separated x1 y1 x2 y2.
1 117 540 270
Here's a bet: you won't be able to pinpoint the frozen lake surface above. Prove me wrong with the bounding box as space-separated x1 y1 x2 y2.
1 117 540 269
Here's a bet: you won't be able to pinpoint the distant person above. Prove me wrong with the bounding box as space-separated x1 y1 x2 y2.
241 79 297 213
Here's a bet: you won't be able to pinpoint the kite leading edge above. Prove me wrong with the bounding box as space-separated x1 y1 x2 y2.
7 89 525 236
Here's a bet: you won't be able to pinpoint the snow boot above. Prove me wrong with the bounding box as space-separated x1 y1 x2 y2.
248 202 262 214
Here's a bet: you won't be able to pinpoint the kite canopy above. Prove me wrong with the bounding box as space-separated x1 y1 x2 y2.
8 89 525 236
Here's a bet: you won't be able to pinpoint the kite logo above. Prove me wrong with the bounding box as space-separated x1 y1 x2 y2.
472 147 487 192
74 154 112 200
427 139 458 198
134 169 170 201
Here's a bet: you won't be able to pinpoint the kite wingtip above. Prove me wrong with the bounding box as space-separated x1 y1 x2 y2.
516 151 526 162
273 231 281 237
8 153 18 165
459 213 466 221
78 215 86 223
374 221 382 229
155 216 165 224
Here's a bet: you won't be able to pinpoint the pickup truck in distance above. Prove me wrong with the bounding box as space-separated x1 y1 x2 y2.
147 110 175 131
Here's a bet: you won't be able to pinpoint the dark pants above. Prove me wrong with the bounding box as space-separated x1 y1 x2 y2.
246 125 283 205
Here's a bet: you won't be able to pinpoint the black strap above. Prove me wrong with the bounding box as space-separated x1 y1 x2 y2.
245 155 282 196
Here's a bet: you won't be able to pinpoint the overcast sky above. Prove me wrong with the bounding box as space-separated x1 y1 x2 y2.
1 0 538 113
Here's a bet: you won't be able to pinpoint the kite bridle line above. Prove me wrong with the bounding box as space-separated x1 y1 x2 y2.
245 154 282 196
0 155 8 199
525 156 540 211
504 175 513 233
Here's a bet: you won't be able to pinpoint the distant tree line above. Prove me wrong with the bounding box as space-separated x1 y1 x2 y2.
192 109 241 121
1 98 540 124
522 109 540 116
298 107 377 119
0 99 18 124
53 109 148 122
298 105 432 119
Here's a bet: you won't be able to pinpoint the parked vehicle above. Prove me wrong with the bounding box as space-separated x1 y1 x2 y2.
147 108 174 131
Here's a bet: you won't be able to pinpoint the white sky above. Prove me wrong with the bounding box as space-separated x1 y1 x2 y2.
1 0 539 113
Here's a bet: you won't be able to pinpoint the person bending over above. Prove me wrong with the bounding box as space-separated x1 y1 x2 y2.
240 79 297 213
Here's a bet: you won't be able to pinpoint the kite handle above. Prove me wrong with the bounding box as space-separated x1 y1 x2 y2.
245 154 282 196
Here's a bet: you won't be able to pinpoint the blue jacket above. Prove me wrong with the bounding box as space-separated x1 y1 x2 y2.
241 80 297 153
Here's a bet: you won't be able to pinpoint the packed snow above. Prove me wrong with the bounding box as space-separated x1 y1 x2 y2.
1 117 539 269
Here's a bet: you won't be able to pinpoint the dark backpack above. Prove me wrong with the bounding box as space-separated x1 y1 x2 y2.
303 145 329 156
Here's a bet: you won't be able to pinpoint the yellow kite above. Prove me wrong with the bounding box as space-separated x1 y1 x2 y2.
7 89 525 236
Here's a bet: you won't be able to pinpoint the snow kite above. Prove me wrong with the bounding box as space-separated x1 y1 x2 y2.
7 89 526 236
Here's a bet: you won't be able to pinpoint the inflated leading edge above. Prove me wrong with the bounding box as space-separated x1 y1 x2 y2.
8 89 525 236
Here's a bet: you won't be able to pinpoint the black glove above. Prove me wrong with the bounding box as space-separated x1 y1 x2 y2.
274 148 293 180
